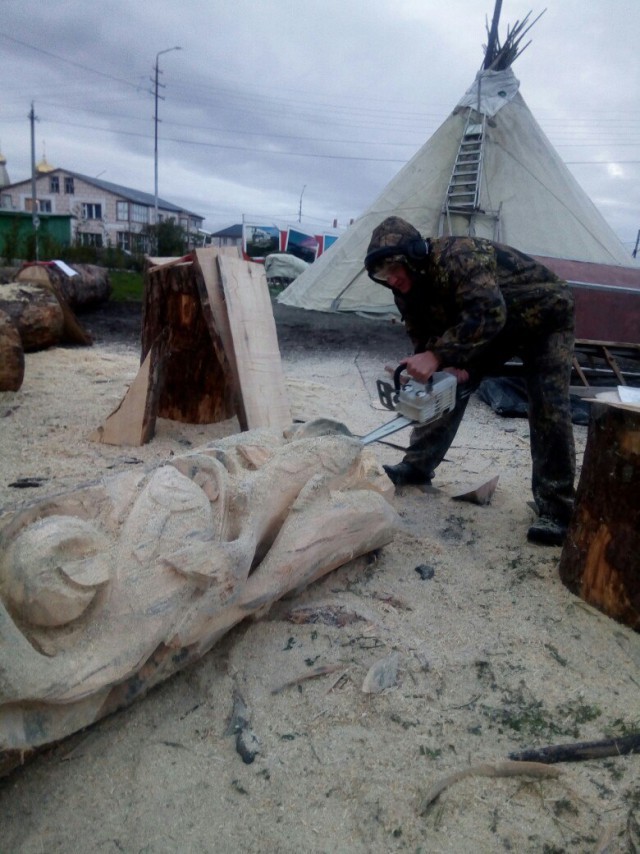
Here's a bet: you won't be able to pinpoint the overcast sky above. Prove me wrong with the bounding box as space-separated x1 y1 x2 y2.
1 0 639 253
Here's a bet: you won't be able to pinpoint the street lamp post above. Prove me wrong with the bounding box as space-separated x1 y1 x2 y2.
298 184 306 223
29 101 40 260
153 46 181 243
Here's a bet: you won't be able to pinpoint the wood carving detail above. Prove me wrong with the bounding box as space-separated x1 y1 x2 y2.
0 422 397 775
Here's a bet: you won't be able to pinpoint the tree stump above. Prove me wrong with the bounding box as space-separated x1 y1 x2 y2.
559 401 640 630
0 310 24 391
141 258 236 424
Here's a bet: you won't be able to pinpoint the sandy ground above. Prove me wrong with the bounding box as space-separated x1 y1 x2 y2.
1 300 639 853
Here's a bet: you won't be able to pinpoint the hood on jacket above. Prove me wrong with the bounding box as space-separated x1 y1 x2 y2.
364 216 429 285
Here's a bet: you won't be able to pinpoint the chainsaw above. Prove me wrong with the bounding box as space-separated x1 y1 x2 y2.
360 365 458 446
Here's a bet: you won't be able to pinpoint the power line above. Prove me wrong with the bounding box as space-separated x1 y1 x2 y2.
38 117 640 166
0 31 145 91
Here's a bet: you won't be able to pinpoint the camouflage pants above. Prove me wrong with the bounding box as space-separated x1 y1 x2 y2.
403 326 576 524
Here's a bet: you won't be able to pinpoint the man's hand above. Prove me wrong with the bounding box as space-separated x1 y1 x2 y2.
400 351 441 384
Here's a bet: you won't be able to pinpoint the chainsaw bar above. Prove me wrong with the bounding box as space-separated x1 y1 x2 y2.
360 414 415 446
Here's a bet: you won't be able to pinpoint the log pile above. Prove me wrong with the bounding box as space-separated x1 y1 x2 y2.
0 273 93 390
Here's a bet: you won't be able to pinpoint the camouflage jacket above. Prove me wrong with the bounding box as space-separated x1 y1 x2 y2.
394 237 574 366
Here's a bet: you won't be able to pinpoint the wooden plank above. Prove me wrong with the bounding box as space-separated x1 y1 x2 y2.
89 343 161 446
217 254 291 430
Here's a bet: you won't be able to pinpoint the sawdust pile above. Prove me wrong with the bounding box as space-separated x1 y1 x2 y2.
1 301 639 854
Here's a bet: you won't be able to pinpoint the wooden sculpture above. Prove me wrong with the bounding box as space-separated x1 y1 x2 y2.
0 420 397 776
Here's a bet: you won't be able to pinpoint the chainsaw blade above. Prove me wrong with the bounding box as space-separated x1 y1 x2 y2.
360 414 415 446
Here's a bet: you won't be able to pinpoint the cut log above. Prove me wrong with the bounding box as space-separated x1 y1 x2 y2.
0 281 64 351
0 309 25 391
0 422 398 777
559 401 640 630
141 255 236 424
15 265 93 345
17 262 111 309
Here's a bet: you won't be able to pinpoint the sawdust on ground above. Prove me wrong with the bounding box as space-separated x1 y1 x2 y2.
0 300 639 854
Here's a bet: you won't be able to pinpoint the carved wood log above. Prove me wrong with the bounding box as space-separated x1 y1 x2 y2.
0 422 398 777
0 281 64 351
0 309 25 391
142 257 236 423
559 401 640 630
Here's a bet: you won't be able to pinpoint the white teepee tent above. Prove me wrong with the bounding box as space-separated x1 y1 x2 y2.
279 14 637 318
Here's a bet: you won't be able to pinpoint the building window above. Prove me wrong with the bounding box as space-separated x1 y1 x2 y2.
133 232 149 252
50 176 60 193
131 203 149 224
117 231 148 252
24 197 49 213
64 177 75 194
116 201 128 221
81 203 102 220
117 231 130 251
1 194 12 210
79 232 103 248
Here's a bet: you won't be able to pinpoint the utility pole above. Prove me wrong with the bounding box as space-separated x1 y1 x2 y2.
633 229 639 258
29 101 39 261
298 185 306 223
153 46 181 247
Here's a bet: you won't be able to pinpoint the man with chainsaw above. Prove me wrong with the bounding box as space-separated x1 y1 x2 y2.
364 216 576 546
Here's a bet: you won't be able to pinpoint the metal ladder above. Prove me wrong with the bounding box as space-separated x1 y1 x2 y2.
444 113 486 214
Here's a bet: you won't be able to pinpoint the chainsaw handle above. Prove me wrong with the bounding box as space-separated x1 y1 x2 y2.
394 364 433 393
393 364 406 392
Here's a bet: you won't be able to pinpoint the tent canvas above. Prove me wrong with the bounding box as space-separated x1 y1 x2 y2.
279 46 638 320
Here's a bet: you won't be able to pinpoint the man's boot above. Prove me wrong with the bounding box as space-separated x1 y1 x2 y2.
527 516 568 546
382 462 434 487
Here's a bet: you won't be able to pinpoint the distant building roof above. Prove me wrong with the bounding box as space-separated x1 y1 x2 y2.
3 167 203 222
66 171 203 220
210 223 243 239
